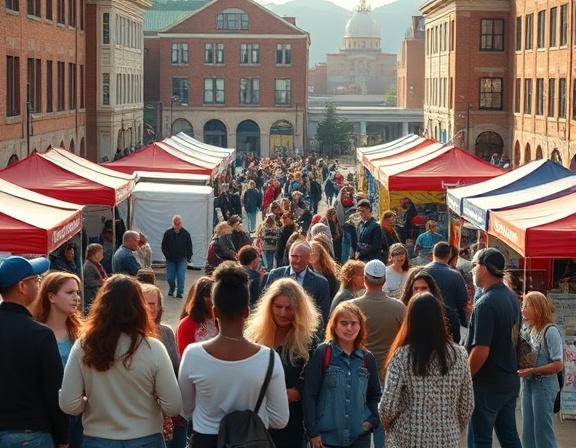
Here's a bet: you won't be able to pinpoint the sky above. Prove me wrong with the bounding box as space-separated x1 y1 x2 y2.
256 0 395 11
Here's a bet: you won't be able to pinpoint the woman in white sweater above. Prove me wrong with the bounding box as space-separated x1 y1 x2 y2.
179 261 289 448
59 275 182 447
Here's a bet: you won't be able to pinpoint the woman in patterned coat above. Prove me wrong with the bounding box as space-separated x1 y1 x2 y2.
379 292 474 448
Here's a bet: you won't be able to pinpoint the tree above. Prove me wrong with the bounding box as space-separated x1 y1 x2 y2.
315 102 354 158
383 82 397 107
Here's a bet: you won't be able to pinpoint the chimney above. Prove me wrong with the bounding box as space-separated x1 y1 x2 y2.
283 16 296 26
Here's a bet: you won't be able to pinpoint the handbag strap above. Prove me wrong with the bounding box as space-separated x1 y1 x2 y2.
254 348 275 414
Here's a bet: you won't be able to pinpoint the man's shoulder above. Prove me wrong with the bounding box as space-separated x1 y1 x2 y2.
306 269 328 284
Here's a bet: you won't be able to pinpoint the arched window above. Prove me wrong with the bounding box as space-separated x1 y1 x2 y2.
203 119 227 148
236 120 260 157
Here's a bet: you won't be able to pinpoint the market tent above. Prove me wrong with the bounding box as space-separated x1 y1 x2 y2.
362 137 440 174
174 132 235 165
0 150 134 206
462 175 576 229
369 144 503 210
0 178 83 254
134 171 210 186
356 134 419 160
130 183 213 267
102 141 217 177
488 193 576 258
446 159 574 215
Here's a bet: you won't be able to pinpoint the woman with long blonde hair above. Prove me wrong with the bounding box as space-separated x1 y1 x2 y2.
34 271 84 447
518 291 563 448
309 240 340 300
245 278 321 448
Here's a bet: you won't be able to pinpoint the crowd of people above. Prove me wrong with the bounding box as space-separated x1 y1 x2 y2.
0 152 565 448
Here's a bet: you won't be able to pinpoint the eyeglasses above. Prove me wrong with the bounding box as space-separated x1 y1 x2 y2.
22 275 42 284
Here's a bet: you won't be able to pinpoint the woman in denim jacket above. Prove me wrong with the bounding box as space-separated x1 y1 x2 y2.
518 291 564 448
303 302 381 448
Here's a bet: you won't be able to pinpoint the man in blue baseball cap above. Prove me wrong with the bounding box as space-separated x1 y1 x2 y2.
0 256 69 447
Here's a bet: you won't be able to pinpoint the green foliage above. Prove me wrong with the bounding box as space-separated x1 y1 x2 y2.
383 82 397 107
315 102 354 158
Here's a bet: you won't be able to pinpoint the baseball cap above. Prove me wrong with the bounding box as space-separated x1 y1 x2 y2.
357 199 372 211
0 256 50 290
473 248 505 278
364 259 386 281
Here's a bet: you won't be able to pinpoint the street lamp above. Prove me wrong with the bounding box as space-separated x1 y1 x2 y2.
170 95 180 136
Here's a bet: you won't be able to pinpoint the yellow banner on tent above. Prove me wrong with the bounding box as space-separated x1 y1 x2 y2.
378 187 446 212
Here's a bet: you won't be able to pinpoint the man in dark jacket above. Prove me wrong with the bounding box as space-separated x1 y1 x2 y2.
355 199 385 262
161 215 193 298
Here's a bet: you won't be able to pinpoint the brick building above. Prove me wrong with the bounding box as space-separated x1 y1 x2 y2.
513 0 573 167
420 0 514 159
143 0 309 158
397 16 425 109
0 0 87 166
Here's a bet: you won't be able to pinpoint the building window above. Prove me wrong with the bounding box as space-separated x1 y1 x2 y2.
559 78 566 118
7 56 20 117
216 10 248 30
548 79 555 117
276 44 292 65
103 13 110 44
525 14 533 50
524 78 532 114
28 0 41 17
204 78 224 104
102 72 109 105
57 61 65 111
204 43 224 64
240 78 260 104
171 43 189 64
572 81 576 119
7 0 19 11
47 60 53 112
479 78 503 110
80 65 84 109
68 63 76 110
27 58 41 113
560 4 568 46
535 78 544 115
68 0 75 27
514 78 521 113
57 0 65 24
172 78 189 104
480 19 504 51
79 0 84 30
550 7 557 47
46 0 52 20
515 16 522 51
275 79 291 105
240 43 260 64
537 11 545 48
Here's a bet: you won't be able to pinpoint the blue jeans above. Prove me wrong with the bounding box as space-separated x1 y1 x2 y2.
310 198 319 215
245 211 258 234
165 423 187 448
69 415 84 448
166 258 187 297
468 385 521 448
0 431 54 448
341 234 352 265
521 377 559 448
262 251 275 271
83 433 165 448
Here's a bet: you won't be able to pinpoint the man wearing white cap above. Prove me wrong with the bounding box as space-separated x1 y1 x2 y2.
351 259 406 448
0 256 69 447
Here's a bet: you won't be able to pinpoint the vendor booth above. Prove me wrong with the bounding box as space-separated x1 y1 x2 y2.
0 178 83 255
129 183 214 268
102 141 219 178
173 132 236 164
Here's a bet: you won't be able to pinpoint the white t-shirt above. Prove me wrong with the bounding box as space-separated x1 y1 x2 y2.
383 266 408 299
179 344 289 434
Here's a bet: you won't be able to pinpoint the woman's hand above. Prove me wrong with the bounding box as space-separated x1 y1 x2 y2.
518 367 535 378
286 387 300 402
310 435 323 448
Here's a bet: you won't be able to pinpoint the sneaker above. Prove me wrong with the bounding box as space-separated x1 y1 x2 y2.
176 295 183 299
167 292 174 297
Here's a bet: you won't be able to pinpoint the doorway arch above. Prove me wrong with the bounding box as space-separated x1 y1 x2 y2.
475 131 504 161
550 148 563 165
524 143 532 164
172 118 194 137
270 120 294 157
69 139 75 154
236 120 261 157
7 154 19 167
535 145 543 160
513 141 521 168
203 119 227 148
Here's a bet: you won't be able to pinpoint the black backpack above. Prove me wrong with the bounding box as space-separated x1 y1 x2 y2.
217 349 276 448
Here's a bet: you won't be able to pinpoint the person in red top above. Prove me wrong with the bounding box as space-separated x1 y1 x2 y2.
176 277 217 356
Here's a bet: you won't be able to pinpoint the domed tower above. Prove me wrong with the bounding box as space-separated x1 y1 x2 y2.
343 0 381 51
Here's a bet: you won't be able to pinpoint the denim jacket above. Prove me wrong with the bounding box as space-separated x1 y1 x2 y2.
303 341 382 447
